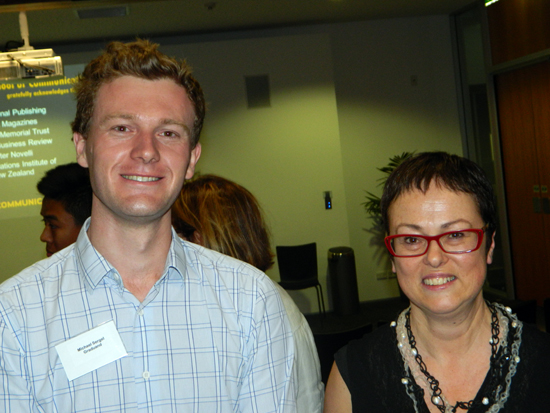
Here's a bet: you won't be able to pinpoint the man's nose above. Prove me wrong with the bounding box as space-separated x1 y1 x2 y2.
40 226 52 243
131 133 160 163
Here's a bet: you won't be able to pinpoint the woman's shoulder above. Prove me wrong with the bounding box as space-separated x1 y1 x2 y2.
335 323 400 379
500 323 550 411
521 322 550 344
334 323 412 411
518 323 550 364
341 323 396 356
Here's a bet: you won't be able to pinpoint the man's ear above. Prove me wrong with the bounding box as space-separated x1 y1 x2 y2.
185 143 202 180
73 132 89 168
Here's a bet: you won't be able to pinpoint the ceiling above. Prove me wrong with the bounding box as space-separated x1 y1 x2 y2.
1 0 474 50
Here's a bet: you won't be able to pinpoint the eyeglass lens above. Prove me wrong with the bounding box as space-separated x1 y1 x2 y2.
391 231 480 256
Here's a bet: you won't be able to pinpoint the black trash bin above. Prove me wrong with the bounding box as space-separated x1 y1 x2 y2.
328 246 360 316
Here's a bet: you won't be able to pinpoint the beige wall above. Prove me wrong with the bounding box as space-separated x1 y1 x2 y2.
163 34 350 314
329 17 463 306
0 16 463 314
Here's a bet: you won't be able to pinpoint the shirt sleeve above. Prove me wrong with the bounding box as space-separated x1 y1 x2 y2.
0 315 37 412
238 279 297 413
291 314 324 412
275 283 323 412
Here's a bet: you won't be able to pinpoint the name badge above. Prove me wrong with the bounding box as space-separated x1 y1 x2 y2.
55 320 128 381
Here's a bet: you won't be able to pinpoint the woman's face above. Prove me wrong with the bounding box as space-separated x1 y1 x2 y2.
388 181 495 317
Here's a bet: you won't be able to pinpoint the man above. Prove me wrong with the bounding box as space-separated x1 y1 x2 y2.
37 162 92 256
0 40 296 412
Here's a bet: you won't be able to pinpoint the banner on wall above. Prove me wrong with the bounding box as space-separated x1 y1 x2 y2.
0 64 84 220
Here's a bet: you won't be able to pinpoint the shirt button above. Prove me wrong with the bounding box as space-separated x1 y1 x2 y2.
137 309 144 316
142 371 150 379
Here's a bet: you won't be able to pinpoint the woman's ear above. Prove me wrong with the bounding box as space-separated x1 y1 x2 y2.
191 231 203 246
486 231 496 265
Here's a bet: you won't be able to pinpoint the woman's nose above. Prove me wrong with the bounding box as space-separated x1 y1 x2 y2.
423 239 447 267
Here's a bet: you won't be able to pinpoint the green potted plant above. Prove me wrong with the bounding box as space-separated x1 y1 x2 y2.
362 152 414 274
363 152 414 219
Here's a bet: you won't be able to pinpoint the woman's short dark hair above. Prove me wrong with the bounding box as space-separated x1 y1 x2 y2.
71 39 205 147
380 152 497 246
172 174 274 272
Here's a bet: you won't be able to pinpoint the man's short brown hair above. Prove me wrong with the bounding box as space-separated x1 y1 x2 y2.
71 39 205 147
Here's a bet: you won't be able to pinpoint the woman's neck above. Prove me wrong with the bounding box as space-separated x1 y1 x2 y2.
409 297 492 360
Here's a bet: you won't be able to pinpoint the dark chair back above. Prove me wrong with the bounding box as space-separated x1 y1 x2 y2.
276 243 318 286
276 242 326 315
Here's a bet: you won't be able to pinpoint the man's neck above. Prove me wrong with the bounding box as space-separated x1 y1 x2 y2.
87 212 173 302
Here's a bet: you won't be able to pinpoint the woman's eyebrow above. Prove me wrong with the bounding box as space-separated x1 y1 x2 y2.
395 219 472 233
394 223 422 232
440 219 472 229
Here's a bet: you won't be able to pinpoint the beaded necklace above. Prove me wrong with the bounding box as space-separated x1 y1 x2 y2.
394 302 522 413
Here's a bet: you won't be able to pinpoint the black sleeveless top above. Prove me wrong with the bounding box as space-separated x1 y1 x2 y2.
334 322 550 412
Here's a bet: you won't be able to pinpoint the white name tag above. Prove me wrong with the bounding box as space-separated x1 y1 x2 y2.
55 320 128 381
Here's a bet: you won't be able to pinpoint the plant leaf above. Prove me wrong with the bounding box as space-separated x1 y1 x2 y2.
363 151 414 215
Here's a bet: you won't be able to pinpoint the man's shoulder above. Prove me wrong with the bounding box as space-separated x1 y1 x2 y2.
0 246 76 297
178 239 280 297
180 239 264 277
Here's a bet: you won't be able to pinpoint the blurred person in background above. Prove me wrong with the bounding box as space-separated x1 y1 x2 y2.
173 173 324 412
37 162 92 256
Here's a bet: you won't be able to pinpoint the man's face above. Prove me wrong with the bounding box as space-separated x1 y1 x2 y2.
40 198 82 256
73 76 201 225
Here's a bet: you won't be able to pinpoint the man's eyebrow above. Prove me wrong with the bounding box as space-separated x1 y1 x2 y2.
97 113 134 127
41 215 59 221
160 118 191 135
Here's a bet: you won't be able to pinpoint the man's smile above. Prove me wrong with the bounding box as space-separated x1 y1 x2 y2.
122 175 160 182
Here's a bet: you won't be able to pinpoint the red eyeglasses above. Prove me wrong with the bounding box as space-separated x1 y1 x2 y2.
384 226 486 258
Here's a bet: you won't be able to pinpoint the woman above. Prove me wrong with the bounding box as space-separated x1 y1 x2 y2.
172 174 324 412
325 152 550 412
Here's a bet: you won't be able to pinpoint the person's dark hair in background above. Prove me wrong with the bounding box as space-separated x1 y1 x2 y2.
380 151 496 248
37 162 92 226
37 162 92 256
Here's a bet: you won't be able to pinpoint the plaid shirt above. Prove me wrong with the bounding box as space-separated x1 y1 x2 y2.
0 220 296 412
